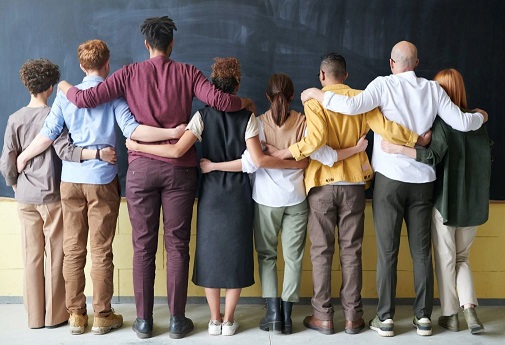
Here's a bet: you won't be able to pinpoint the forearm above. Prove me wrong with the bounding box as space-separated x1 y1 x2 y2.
133 143 183 158
130 125 181 142
19 134 54 163
335 146 360 162
209 160 243 172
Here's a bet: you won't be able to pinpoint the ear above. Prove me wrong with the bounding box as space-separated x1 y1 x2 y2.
144 39 150 51
414 59 419 68
265 92 271 102
79 64 87 74
343 72 349 82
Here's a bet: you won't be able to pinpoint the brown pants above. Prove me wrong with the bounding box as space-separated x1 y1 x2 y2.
17 202 67 328
60 177 120 316
307 185 365 322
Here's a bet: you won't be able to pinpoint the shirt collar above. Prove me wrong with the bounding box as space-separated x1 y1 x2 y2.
83 75 105 82
322 83 350 92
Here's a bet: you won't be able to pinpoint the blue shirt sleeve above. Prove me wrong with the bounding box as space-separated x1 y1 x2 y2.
40 91 65 140
113 97 139 139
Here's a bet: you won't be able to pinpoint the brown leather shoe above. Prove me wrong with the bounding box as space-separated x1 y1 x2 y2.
345 317 365 334
303 315 334 335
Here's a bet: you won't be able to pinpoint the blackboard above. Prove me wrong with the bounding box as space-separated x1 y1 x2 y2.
1 0 504 199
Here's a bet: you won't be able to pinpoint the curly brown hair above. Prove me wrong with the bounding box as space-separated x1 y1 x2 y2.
19 59 60 95
210 57 241 94
78 39 110 70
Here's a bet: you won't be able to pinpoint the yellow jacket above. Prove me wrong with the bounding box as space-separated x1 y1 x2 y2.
289 84 418 194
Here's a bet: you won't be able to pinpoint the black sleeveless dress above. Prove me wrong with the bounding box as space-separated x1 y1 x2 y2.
191 107 255 288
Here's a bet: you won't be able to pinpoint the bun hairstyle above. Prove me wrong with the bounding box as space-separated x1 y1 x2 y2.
266 73 294 127
210 57 241 94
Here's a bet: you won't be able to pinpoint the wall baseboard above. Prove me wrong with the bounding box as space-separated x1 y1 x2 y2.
2 296 505 306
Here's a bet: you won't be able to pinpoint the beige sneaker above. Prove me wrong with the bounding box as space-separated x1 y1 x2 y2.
92 311 123 335
69 313 88 335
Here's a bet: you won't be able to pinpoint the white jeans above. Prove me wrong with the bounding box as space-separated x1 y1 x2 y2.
432 208 478 316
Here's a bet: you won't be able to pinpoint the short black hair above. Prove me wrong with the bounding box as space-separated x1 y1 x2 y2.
321 53 346 80
19 59 60 95
140 16 177 52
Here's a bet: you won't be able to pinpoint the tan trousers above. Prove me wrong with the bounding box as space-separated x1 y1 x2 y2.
60 177 120 317
432 208 478 316
17 202 67 328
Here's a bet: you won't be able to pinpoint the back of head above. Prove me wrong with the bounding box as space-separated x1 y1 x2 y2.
210 57 241 95
434 68 467 109
141 16 177 52
390 41 418 72
266 73 294 127
320 53 347 82
78 39 110 70
20 58 60 95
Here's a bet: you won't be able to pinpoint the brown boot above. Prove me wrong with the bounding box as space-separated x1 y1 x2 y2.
303 315 334 335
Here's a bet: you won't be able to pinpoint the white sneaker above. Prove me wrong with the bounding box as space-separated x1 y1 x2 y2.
222 319 239 336
208 320 222 335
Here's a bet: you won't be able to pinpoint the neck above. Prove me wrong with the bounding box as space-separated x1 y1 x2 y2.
27 93 48 108
150 49 168 59
86 70 107 78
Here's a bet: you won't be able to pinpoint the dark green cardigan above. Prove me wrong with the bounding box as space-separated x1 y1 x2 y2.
416 116 492 227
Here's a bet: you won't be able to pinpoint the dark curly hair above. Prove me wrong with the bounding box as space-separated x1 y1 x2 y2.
140 16 177 52
210 57 241 94
19 59 60 95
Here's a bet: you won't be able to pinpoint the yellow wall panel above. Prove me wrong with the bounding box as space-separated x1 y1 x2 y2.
1 199 503 301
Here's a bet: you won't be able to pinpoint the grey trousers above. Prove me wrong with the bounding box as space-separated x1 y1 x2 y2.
372 172 434 320
254 200 308 302
307 185 365 322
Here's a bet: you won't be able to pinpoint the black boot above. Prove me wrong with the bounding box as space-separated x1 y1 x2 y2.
168 315 194 339
281 301 294 334
259 297 282 333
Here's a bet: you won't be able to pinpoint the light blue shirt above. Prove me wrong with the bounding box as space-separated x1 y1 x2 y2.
41 76 139 184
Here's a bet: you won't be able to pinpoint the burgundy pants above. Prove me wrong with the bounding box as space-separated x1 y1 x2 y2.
126 157 197 319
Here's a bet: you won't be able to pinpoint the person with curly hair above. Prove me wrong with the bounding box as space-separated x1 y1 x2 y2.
16 40 185 336
0 58 99 329
126 57 306 336
59 17 256 339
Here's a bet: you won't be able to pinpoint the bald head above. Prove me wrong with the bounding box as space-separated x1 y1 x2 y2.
390 41 418 73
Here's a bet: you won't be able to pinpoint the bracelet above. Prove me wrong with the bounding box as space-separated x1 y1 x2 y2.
96 148 101 161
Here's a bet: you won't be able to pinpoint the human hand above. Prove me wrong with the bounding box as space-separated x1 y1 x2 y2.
295 157 309 169
417 130 432 147
300 88 321 103
381 139 402 154
125 139 139 151
356 135 368 152
100 147 117 164
58 80 73 94
16 154 28 173
262 141 278 155
174 124 187 139
245 98 257 117
199 158 215 174
472 108 488 123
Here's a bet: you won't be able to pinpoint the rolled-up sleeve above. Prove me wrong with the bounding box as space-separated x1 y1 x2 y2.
289 100 327 160
0 118 19 186
113 97 140 139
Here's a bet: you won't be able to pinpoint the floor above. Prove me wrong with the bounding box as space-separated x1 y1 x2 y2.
0 302 503 345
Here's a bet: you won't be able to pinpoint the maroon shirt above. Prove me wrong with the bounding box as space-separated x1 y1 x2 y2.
66 56 242 166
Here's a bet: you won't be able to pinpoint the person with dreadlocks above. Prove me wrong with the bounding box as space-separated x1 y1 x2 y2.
126 57 307 336
59 17 256 339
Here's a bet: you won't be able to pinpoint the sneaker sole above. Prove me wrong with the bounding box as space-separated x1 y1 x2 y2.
92 323 123 335
222 328 238 336
208 327 222 336
70 326 85 335
416 328 432 336
370 325 394 337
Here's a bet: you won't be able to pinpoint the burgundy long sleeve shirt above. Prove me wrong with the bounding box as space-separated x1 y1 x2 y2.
66 56 242 166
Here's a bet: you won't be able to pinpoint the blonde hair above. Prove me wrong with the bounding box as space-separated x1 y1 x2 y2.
77 39 110 70
434 68 468 109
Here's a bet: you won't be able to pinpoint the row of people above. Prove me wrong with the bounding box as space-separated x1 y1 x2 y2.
1 15 491 339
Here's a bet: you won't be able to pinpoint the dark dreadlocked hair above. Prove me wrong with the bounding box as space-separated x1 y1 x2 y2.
140 16 177 52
